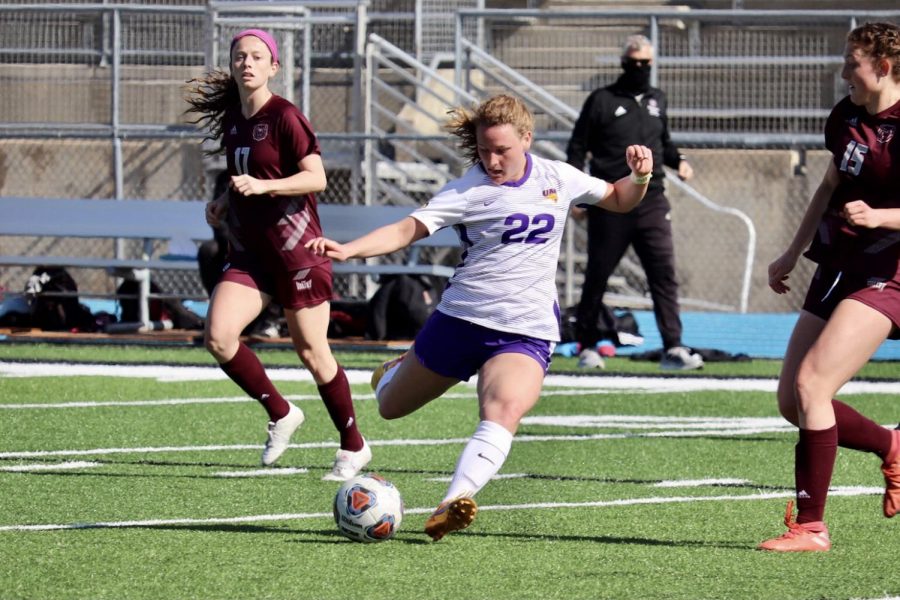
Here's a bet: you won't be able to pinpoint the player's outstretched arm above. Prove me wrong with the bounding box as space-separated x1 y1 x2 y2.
768 162 839 294
306 216 430 261
598 144 653 213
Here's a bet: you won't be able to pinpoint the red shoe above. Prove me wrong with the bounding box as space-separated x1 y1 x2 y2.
757 501 831 552
424 496 477 542
882 429 900 518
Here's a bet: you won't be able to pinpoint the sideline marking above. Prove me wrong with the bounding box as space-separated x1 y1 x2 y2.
4 361 900 394
0 486 880 532
0 418 795 459
213 468 309 478
0 461 101 472
0 388 629 410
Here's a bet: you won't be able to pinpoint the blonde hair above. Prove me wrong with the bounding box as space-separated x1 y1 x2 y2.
445 94 534 165
848 21 900 79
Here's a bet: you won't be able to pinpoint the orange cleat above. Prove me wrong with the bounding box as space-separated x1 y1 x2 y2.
424 496 478 542
757 501 831 552
882 429 900 518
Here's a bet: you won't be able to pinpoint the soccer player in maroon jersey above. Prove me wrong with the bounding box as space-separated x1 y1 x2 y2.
185 29 370 480
759 21 900 552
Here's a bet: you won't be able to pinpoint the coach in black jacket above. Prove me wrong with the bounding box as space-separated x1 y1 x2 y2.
566 34 703 371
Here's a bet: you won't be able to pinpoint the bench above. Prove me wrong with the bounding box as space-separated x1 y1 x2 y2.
0 197 459 330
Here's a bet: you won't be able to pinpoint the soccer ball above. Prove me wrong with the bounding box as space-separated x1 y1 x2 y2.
333 473 404 543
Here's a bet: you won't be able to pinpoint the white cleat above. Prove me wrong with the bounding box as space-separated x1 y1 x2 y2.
660 346 704 371
261 403 305 466
322 439 373 481
577 348 605 369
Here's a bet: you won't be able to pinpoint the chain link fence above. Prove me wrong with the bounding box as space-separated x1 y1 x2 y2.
2 3 898 317
0 1 413 302
459 8 900 312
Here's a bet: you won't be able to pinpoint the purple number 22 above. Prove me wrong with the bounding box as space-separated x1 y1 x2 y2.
500 213 555 244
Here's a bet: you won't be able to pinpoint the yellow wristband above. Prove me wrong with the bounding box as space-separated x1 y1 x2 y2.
630 172 652 185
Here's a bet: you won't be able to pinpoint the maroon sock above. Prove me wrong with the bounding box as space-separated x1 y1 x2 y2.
795 425 837 524
318 365 363 451
220 342 290 422
833 399 893 458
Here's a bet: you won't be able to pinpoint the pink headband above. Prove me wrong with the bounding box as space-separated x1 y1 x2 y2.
230 29 279 64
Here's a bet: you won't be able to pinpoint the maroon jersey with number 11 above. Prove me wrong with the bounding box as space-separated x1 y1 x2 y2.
223 94 328 272
805 96 900 278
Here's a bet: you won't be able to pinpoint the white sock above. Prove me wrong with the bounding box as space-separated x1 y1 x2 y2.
443 420 513 503
374 360 401 400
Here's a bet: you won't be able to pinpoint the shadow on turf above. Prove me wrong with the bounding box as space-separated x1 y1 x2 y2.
129 522 433 545
0 457 793 493
458 530 749 549
100 521 745 549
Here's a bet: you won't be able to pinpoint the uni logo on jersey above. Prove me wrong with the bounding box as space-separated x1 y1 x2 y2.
646 98 661 118
542 188 558 202
876 124 896 144
229 126 237 135
252 123 269 141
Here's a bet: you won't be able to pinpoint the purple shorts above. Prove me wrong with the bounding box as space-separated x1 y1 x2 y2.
412 310 553 381
803 265 900 339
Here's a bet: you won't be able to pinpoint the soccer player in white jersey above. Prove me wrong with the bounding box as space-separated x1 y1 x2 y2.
306 94 652 540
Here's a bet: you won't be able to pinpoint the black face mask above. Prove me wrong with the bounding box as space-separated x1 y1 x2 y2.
617 58 652 94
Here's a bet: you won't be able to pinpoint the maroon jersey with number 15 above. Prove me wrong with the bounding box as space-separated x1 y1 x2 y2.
805 96 900 278
223 94 328 271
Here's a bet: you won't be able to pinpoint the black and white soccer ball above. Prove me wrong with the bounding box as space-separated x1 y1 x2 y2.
333 473 404 543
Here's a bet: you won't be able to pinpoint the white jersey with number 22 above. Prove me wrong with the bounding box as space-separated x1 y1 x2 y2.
411 153 608 342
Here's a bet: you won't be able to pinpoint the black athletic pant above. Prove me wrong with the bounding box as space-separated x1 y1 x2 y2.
575 189 683 351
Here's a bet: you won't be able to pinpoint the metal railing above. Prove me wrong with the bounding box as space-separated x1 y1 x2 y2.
3 4 898 313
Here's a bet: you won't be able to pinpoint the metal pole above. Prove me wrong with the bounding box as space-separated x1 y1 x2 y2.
650 15 659 89
302 19 312 116
283 30 296 107
111 8 125 260
350 0 367 207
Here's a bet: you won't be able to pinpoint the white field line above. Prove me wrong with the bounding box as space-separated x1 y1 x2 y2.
0 461 102 472
0 416 796 459
0 486 881 533
0 439 467 459
4 361 900 395
0 388 629 410
213 468 308 477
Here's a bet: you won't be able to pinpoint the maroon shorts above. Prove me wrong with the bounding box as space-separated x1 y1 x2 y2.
803 265 900 339
220 258 333 310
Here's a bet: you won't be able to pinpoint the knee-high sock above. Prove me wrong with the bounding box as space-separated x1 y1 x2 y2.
833 399 893 458
318 365 364 451
221 342 290 421
444 420 513 503
795 426 838 525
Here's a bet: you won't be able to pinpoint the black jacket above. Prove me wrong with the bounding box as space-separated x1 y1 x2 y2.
566 82 683 194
